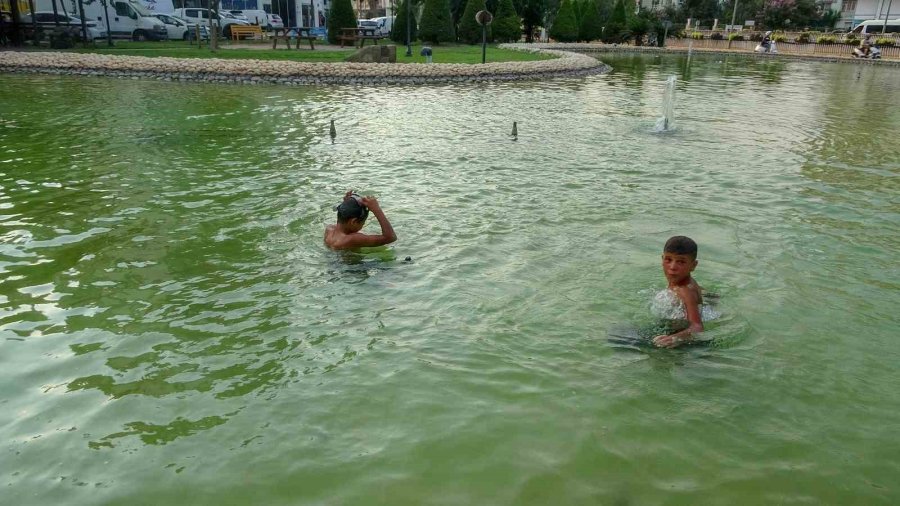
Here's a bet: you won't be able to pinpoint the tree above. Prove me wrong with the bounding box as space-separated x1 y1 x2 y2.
458 0 487 43
578 0 602 41
549 0 578 41
419 0 455 43
327 0 358 44
629 10 657 46
515 0 546 42
602 0 628 43
391 0 419 43
493 0 523 42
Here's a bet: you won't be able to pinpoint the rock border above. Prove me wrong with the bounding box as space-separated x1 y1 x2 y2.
0 47 610 85
514 42 900 67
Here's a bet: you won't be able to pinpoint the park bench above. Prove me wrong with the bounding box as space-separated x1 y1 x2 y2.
271 27 317 50
339 27 386 48
230 25 263 41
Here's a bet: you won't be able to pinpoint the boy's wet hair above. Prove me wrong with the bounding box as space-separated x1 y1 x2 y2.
335 194 369 224
664 236 698 259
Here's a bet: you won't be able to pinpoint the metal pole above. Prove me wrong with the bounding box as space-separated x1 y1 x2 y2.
27 0 39 45
481 23 486 63
883 0 893 34
405 0 411 56
76 0 88 46
51 0 61 26
730 0 738 32
101 0 112 46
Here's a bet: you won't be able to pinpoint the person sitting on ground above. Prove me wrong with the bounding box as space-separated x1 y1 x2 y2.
652 236 705 348
324 190 397 250
859 35 873 56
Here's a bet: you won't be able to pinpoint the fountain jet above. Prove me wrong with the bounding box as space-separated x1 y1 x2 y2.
655 76 677 132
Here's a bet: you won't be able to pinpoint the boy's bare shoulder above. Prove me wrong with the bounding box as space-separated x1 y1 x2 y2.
673 281 702 304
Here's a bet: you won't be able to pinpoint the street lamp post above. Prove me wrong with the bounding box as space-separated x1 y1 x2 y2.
730 0 738 33
405 0 412 57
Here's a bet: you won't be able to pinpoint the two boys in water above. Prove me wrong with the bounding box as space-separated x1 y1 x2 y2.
324 192 704 348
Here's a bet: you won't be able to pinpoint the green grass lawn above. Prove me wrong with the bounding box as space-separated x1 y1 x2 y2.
68 40 553 64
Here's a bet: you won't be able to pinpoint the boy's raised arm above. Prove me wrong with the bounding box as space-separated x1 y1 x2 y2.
344 196 396 248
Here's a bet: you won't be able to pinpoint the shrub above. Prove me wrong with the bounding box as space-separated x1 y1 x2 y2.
727 32 744 41
772 33 787 42
326 0 357 44
628 12 654 46
578 0 603 42
691 31 704 39
390 0 418 44
710 31 724 40
457 0 487 44
492 0 522 43
673 30 686 39
602 0 628 43
843 35 859 45
419 0 455 43
550 0 579 42
795 31 811 43
816 35 836 44
875 37 895 46
749 31 763 41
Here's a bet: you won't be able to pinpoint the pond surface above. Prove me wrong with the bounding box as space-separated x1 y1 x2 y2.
1 54 898 504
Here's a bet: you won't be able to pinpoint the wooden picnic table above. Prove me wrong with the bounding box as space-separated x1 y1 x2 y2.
338 27 386 48
272 27 316 50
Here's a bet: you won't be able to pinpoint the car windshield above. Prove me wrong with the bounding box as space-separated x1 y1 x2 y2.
130 2 152 16
359 21 376 27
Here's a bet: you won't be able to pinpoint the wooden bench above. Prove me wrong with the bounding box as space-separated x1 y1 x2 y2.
271 27 316 50
230 25 263 41
339 27 386 48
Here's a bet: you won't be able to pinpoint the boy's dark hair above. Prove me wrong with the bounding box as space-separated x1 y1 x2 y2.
335 196 369 224
664 236 698 259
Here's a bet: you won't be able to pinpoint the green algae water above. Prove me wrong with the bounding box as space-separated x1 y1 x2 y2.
1 54 899 504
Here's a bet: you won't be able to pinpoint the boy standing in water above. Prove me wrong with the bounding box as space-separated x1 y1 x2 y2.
653 236 704 348
324 190 397 250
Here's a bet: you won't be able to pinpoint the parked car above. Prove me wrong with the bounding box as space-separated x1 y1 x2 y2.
226 10 249 21
266 13 284 30
153 13 208 41
357 19 378 31
19 12 108 41
172 8 249 38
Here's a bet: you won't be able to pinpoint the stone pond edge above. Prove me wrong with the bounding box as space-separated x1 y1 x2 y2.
0 45 609 85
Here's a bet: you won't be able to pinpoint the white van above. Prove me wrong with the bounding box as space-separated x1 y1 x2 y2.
371 16 392 36
850 19 900 35
35 0 167 40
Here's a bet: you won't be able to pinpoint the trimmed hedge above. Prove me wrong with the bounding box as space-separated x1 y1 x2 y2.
391 0 418 44
550 0 579 42
419 0 455 43
816 35 836 44
709 31 723 40
326 0 358 44
579 0 603 42
727 32 744 41
457 0 487 44
492 0 522 43
875 37 895 46
691 31 704 39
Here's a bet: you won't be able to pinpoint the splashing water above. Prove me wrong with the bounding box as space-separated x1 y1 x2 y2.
654 75 677 132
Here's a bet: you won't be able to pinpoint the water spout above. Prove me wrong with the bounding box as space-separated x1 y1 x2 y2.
655 76 677 132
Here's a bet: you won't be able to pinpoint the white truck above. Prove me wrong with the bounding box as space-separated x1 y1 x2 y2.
36 0 168 40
